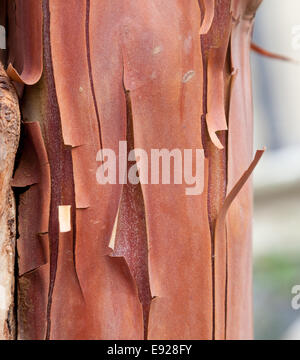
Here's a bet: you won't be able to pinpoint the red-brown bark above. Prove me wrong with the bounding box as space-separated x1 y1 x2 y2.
1 0 263 340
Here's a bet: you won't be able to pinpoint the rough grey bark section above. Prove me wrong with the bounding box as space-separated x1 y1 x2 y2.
0 64 20 339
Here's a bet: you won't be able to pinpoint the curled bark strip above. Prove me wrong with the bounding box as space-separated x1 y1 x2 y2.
7 0 43 85
201 0 232 151
214 149 264 340
48 0 100 148
12 122 51 276
224 0 262 340
0 65 20 339
199 0 215 35
251 42 299 64
206 23 231 149
13 123 50 340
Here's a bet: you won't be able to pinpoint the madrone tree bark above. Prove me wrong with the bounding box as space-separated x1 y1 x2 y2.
0 0 264 340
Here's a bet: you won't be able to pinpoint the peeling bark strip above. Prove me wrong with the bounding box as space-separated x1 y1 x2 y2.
0 65 20 339
7 0 43 85
8 0 263 340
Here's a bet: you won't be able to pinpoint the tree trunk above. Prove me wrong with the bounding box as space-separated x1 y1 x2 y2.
0 0 263 340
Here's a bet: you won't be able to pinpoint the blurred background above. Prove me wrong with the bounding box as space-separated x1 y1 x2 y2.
252 0 300 340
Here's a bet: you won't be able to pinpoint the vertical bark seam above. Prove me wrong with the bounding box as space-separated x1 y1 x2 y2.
85 0 103 150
